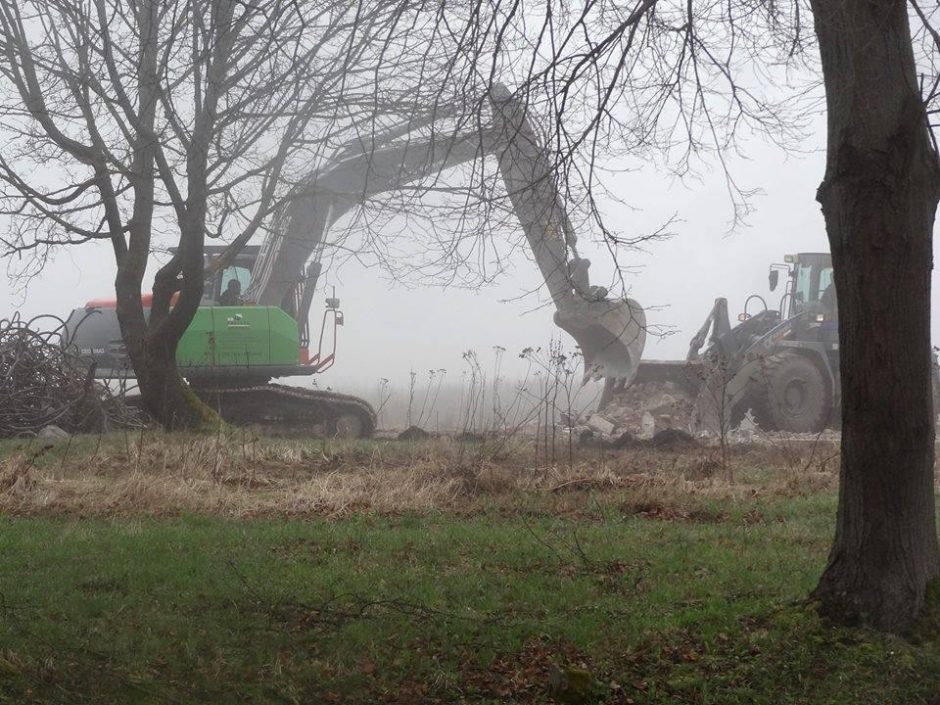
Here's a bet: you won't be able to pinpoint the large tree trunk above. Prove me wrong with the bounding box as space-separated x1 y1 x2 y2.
115 297 217 431
105 0 214 432
810 0 940 631
135 338 216 431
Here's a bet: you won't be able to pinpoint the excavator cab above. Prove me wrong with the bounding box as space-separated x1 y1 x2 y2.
200 246 342 374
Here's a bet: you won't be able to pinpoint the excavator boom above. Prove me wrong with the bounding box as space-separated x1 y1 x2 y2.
247 84 646 385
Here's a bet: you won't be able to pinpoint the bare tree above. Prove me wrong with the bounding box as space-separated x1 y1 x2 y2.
0 1 349 425
496 0 940 631
0 0 507 428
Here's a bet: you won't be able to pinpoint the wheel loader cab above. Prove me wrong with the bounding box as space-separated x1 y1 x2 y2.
781 253 835 321
778 253 838 348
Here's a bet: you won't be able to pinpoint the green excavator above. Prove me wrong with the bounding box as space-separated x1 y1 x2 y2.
64 86 647 437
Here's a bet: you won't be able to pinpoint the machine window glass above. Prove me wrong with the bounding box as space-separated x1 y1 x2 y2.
216 266 251 305
793 264 812 309
220 266 251 292
818 267 834 299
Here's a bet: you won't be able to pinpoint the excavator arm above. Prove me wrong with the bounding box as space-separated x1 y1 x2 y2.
245 85 646 384
487 86 645 384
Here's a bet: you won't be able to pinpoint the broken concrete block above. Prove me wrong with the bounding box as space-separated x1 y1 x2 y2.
639 412 656 439
587 414 616 436
641 393 677 413
38 425 70 442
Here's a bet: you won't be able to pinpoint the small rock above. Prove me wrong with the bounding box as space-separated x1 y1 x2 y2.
639 412 656 439
397 425 431 441
38 425 70 442
652 428 698 450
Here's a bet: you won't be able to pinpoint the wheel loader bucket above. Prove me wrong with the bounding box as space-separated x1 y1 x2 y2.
554 297 646 384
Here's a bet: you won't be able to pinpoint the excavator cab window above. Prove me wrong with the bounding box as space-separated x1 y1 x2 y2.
209 266 251 305
220 267 250 294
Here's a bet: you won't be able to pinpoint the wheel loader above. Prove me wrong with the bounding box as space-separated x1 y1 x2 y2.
63 85 647 437
627 251 931 435
606 252 840 435
687 252 840 433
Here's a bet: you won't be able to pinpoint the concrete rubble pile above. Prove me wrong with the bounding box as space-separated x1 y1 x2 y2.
590 380 696 439
571 379 843 446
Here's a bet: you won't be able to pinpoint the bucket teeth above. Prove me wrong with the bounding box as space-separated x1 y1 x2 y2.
554 297 646 385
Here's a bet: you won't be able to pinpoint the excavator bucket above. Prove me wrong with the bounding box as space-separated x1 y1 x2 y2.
554 297 647 384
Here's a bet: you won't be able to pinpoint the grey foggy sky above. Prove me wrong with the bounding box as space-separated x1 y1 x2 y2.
2 113 937 393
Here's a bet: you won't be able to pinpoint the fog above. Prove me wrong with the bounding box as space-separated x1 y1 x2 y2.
2 115 937 403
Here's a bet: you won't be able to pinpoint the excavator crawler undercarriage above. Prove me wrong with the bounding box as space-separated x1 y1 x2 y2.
192 384 376 438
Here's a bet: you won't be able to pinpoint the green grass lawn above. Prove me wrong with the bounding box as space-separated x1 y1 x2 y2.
0 494 937 704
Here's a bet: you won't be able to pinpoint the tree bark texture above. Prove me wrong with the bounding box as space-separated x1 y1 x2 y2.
810 0 940 631
118 313 216 431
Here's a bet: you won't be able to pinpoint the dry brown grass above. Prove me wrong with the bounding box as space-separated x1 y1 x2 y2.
0 431 852 518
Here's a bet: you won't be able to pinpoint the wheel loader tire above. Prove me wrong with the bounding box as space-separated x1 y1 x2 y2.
753 352 830 433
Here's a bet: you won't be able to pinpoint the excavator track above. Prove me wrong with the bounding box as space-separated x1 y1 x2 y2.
193 383 376 438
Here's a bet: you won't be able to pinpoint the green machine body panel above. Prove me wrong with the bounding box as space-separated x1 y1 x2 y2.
177 306 301 369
